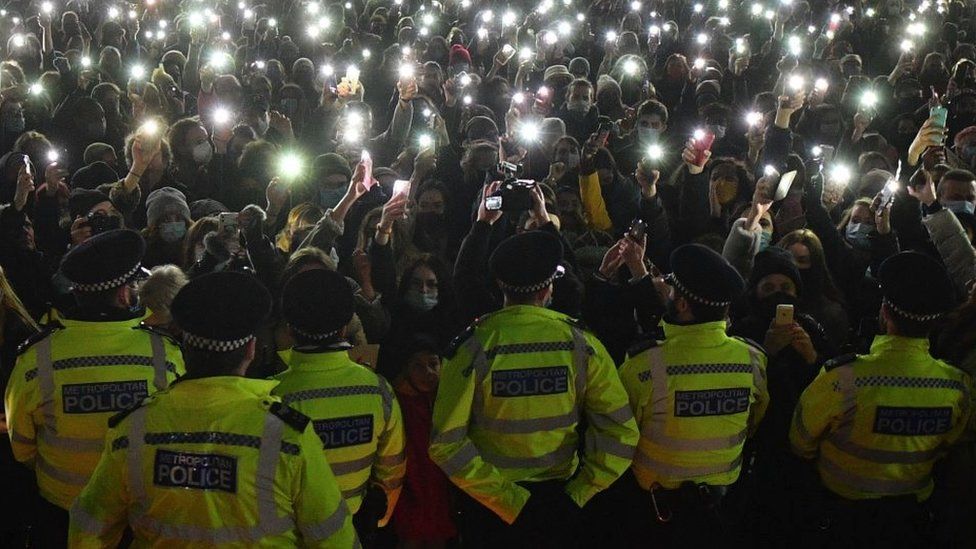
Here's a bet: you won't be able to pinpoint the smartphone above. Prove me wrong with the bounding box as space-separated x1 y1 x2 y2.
501 44 516 63
880 180 898 207
930 105 948 129
23 157 32 177
485 195 503 211
218 212 239 235
692 130 715 165
393 179 410 196
628 218 646 241
597 121 613 146
775 304 794 325
360 150 374 190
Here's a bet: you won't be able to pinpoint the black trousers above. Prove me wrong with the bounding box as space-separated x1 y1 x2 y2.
31 496 68 549
813 493 931 549
456 481 578 549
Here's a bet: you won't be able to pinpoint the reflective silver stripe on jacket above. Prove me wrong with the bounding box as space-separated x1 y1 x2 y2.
127 407 148 501
148 334 169 390
634 451 744 478
256 414 296 535
300 502 350 542
36 338 56 431
819 456 930 494
36 453 90 485
329 454 376 476
132 515 295 544
281 386 382 404
437 440 479 477
39 432 104 452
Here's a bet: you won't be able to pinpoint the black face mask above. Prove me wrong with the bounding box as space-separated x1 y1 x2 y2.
798 267 822 296
753 291 800 320
415 211 445 231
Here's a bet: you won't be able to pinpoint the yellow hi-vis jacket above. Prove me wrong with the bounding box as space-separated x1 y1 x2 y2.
273 348 406 524
68 376 359 548
429 305 639 524
4 317 184 510
618 321 769 490
790 335 973 501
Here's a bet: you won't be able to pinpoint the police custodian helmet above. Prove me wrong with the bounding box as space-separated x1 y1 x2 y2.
489 231 565 294
878 251 955 322
667 243 745 307
281 269 354 341
171 271 273 352
60 229 147 293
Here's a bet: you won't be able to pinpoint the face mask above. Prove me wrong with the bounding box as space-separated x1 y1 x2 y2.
319 187 347 209
638 127 661 143
565 152 580 169
961 145 976 163
159 221 187 243
415 211 445 230
405 289 438 312
254 118 269 136
567 100 590 113
192 141 213 164
845 222 873 250
758 230 772 251
945 200 976 215
709 125 727 140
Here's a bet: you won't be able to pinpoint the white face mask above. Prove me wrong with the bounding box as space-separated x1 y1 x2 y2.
565 152 580 168
192 141 213 164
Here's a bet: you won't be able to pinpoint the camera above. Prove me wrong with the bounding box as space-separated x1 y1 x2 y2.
86 212 121 235
486 179 536 211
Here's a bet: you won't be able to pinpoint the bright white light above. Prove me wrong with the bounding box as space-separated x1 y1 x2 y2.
321 64 334 76
630 1 641 10
81 56 91 68
29 83 42 95
746 111 762 126
158 20 168 29
108 6 119 18
463 94 473 105
278 152 303 179
606 30 618 42
268 18 277 27
221 31 230 40
815 78 828 92
751 3 763 16
558 21 571 36
188 12 203 27
418 134 434 148
788 35 802 55
503 11 517 26
12 34 25 48
647 144 663 159
764 164 776 176
318 17 330 28
866 7 876 16
477 27 488 39
520 122 540 141
422 13 434 25
460 73 472 87
788 74 805 91
693 58 705 69
623 59 639 75
481 10 493 22
718 0 729 8
576 13 585 21
830 164 852 185
213 107 231 125
649 25 660 36
693 128 706 141
141 119 159 136
307 2 319 14
145 30 154 39
47 149 59 162
362 49 371 59
696 32 709 45
41 2 53 15
693 3 703 13
399 64 414 79
307 26 320 38
861 90 878 109
900 39 914 52
544 31 557 45
811 145 823 157
130 64 146 79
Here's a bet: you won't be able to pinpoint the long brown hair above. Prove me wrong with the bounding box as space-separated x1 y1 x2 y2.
777 229 845 305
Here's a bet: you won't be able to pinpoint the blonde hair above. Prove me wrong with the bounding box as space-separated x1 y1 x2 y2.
138 265 189 322
0 265 40 332
276 203 323 253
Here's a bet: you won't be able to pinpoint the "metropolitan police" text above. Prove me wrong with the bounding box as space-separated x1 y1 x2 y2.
313 415 374 449
873 406 953 436
674 388 751 417
62 380 148 414
154 450 238 493
492 367 569 397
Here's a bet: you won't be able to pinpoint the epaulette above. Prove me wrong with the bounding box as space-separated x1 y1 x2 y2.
562 317 589 331
269 401 311 432
731 336 768 357
16 324 62 356
133 324 181 347
445 313 495 359
108 396 153 428
626 337 660 358
824 353 858 372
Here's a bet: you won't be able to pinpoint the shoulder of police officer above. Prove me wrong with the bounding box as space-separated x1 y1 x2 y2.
16 322 63 356
133 323 181 348
729 335 768 359
625 337 663 361
822 353 859 372
444 311 501 359
108 393 159 429
266 399 312 434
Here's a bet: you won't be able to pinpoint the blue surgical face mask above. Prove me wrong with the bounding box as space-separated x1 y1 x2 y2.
159 221 187 243
709 124 727 140
637 127 661 143
945 200 976 216
405 289 438 312
845 222 873 250
758 229 772 251
319 187 347 209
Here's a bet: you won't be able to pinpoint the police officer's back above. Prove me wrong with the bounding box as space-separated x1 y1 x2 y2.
4 230 184 548
790 252 972 547
429 231 639 548
68 272 358 547
617 244 769 547
274 269 406 543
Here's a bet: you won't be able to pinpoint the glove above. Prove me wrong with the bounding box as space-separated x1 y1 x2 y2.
352 486 387 545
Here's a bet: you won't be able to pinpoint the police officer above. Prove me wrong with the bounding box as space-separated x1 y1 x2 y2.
617 244 769 547
789 252 971 547
4 229 184 548
69 272 358 547
430 230 639 548
274 269 406 544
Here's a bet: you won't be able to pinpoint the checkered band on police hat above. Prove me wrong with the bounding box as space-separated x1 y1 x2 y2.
883 298 944 323
183 332 254 352
666 272 732 307
289 325 340 342
69 262 143 293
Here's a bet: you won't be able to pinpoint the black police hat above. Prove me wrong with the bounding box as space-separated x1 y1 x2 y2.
667 244 745 307
60 229 146 293
489 231 564 294
171 272 272 352
282 269 354 341
879 252 955 322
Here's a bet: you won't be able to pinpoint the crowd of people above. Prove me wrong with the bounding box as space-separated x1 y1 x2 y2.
1 0 976 545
